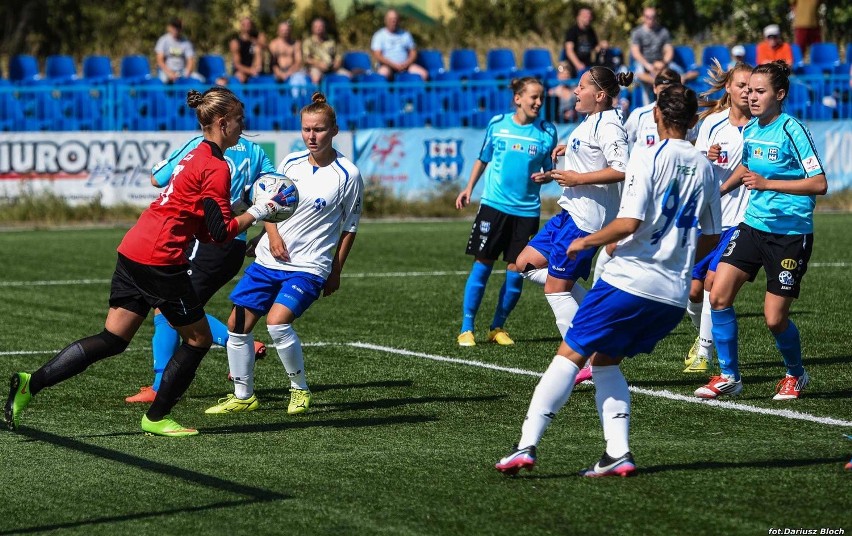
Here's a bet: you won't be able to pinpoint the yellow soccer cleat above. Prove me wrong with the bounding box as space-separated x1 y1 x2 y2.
288 389 312 415
457 331 476 347
204 394 259 414
685 336 700 366
683 356 711 373
488 327 515 346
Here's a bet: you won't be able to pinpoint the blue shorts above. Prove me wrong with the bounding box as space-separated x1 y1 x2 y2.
229 263 325 318
692 227 739 280
564 280 685 358
526 210 596 281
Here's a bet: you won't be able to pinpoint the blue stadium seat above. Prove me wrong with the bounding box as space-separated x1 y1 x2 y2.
120 55 152 82
809 43 840 69
45 55 78 82
846 44 852 64
742 44 757 66
9 55 40 84
198 55 227 84
522 48 554 76
393 72 427 127
486 48 516 75
82 55 113 82
701 45 731 68
432 71 473 127
415 49 445 79
449 49 479 76
0 91 25 131
673 46 699 71
342 51 373 75
790 44 804 69
356 72 396 126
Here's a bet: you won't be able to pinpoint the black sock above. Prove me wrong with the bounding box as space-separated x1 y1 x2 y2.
29 330 128 396
146 343 209 421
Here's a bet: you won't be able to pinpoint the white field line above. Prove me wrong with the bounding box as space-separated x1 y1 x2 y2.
348 342 852 428
0 263 846 288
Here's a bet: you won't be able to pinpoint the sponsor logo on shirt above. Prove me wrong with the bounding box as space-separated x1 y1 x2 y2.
768 147 778 161
717 151 728 164
802 155 821 173
645 134 655 146
778 270 795 286
752 147 763 159
780 258 798 270
511 143 523 151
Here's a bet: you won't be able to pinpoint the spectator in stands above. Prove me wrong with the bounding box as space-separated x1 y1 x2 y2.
791 0 822 55
630 7 696 101
370 9 428 80
730 45 747 69
756 24 793 67
302 17 348 85
230 16 263 83
155 17 203 84
269 20 309 87
562 6 608 79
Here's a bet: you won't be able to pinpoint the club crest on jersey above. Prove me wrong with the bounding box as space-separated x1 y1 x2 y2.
778 271 795 286
528 145 538 156
753 147 764 159
313 198 327 212
768 148 779 161
717 151 729 164
571 138 581 152
780 258 798 270
479 220 491 234
645 134 656 146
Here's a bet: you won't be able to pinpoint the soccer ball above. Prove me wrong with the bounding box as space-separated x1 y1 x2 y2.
251 173 299 223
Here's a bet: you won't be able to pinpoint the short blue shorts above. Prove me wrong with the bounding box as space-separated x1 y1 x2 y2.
692 227 739 280
229 263 325 318
564 280 685 358
526 210 596 281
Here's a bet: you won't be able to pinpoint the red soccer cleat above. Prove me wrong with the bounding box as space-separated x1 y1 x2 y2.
125 386 157 403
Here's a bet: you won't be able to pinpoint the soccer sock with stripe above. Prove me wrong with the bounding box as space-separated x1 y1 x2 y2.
491 270 524 330
461 261 492 333
152 314 179 392
146 342 209 421
592 365 631 459
711 307 740 381
521 267 548 286
268 323 308 390
773 320 805 377
518 356 579 449
227 331 256 400
206 314 230 347
545 291 579 339
698 290 714 359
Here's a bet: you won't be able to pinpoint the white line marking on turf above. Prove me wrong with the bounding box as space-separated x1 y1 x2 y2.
0 279 111 287
347 342 852 428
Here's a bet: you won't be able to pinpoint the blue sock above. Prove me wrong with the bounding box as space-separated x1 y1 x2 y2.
491 270 524 330
461 261 493 333
152 314 180 392
207 314 230 347
773 320 804 377
711 307 740 381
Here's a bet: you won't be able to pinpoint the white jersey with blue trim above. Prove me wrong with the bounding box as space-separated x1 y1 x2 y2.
694 109 748 229
253 150 363 279
625 102 698 151
558 108 628 233
602 139 721 307
151 135 276 241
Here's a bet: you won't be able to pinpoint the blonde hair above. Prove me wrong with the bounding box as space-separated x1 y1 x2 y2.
300 92 337 126
186 87 243 129
698 59 753 120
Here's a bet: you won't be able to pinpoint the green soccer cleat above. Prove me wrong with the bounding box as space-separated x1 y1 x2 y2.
4 372 32 431
204 394 259 414
288 389 312 415
685 336 700 366
141 414 198 437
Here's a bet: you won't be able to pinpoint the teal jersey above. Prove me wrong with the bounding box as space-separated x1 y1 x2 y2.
741 114 824 235
478 114 558 218
152 136 276 241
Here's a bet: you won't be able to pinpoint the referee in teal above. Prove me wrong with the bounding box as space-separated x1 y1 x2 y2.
696 60 828 401
455 77 558 347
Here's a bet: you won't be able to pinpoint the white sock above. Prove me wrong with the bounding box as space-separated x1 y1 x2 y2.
686 297 703 331
227 331 255 399
522 268 548 287
592 365 631 458
571 282 588 304
698 290 713 358
518 356 579 448
267 323 308 390
546 292 579 339
593 248 612 284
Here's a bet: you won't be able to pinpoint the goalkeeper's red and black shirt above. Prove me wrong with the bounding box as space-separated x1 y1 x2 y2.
117 140 241 266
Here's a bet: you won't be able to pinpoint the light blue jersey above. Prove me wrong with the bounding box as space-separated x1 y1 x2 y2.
741 113 824 235
151 136 276 241
478 114 558 218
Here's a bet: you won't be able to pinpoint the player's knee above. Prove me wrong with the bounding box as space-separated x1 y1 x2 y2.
764 314 788 334
708 290 730 310
99 329 130 355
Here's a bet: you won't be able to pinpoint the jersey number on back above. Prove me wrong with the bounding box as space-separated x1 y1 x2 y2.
651 178 701 247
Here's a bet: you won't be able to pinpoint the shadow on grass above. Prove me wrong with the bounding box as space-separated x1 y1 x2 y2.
629 375 780 388
317 393 505 412
3 427 290 535
195 379 415 399
201 414 439 435
741 355 852 369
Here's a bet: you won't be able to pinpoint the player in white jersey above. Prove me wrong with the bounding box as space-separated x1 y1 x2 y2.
623 68 681 150
516 66 631 384
683 60 753 373
205 92 364 416
496 84 721 477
